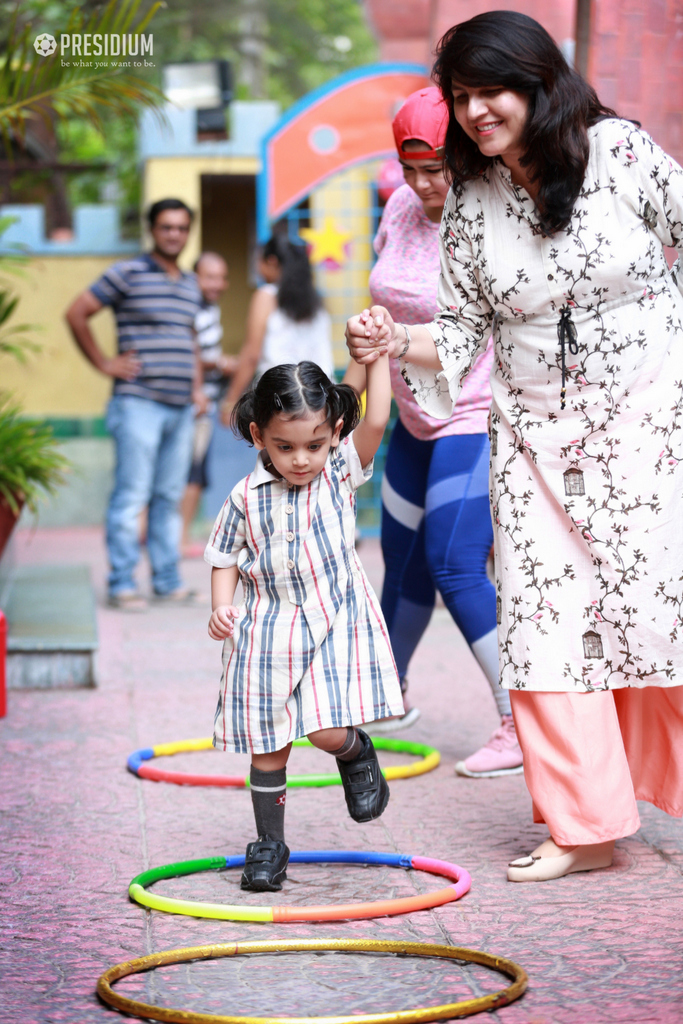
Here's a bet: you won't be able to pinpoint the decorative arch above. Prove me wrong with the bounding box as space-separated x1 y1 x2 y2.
257 63 430 240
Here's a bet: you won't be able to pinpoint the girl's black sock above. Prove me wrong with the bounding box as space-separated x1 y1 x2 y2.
329 727 362 762
249 765 287 842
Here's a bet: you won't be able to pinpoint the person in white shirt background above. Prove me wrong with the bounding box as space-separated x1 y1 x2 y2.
220 235 334 426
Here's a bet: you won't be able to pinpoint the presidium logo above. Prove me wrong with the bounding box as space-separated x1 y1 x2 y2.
34 33 57 56
33 32 154 66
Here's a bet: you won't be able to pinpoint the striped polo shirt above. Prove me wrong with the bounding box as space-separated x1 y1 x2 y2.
90 253 202 406
195 300 224 403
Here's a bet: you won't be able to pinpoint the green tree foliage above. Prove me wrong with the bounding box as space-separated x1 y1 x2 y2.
55 115 140 232
2 0 377 223
2 0 377 107
0 0 162 141
148 0 377 106
264 0 378 103
0 0 164 231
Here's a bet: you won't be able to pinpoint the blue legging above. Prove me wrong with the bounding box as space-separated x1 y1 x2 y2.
380 420 509 717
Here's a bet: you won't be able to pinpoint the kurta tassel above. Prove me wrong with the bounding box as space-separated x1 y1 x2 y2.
557 306 579 410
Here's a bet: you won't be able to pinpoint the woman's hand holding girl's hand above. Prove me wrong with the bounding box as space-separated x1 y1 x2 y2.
345 305 398 363
208 604 239 640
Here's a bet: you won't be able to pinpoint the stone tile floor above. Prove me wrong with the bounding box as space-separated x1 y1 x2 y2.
1 526 682 1023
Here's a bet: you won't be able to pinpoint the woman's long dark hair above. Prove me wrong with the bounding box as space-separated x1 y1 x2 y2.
432 11 617 235
262 235 322 322
232 361 361 444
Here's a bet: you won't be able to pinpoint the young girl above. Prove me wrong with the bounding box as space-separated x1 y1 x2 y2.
205 358 403 892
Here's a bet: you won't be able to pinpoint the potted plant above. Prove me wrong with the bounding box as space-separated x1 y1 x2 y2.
0 397 68 557
0 220 67 558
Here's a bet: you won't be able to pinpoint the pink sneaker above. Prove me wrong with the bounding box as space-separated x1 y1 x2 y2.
455 715 524 778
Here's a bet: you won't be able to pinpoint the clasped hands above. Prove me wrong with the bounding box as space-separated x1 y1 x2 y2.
345 305 401 364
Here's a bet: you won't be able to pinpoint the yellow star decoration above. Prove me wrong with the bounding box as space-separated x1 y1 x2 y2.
300 218 352 268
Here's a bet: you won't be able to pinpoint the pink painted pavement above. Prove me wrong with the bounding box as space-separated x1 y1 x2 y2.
1 526 682 1023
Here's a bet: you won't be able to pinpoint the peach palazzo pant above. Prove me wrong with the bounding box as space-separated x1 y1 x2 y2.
509 686 683 846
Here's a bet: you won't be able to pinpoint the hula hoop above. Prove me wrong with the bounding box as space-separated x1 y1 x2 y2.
126 736 440 788
96 937 528 1023
128 850 471 923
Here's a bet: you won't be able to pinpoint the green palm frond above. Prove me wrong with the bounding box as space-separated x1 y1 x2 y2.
0 0 164 146
0 288 39 361
0 218 38 361
0 395 69 514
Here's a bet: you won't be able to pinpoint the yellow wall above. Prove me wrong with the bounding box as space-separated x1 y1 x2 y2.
0 256 120 417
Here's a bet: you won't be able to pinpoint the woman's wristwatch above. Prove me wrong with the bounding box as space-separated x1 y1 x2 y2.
397 324 411 359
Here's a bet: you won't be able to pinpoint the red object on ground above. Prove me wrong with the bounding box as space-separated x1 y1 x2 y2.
0 609 6 718
137 763 247 787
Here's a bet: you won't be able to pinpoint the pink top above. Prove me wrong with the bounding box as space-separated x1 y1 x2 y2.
369 184 492 439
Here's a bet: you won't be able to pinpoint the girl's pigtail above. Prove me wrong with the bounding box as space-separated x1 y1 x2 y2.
232 389 257 444
327 382 362 439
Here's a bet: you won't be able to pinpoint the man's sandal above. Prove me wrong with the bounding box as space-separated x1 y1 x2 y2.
150 588 203 606
107 590 148 612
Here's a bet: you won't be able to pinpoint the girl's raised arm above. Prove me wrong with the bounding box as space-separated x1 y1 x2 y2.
351 352 391 469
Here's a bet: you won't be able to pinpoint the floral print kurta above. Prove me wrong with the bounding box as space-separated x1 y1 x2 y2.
402 119 683 692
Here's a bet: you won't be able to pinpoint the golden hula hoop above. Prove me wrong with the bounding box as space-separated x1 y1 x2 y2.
96 937 528 1023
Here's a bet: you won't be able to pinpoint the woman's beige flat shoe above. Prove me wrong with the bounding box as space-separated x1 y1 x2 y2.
507 840 615 882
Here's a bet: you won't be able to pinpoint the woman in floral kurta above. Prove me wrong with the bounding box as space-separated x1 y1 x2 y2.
404 117 683 694
347 11 683 881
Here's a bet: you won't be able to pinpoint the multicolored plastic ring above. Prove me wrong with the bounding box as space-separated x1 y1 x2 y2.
96 937 528 1024
128 850 471 922
126 736 440 788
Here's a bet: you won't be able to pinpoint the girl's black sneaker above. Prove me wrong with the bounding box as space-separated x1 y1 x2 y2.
336 729 390 822
240 837 290 892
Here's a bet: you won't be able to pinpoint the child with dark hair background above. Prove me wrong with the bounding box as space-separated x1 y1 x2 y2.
205 359 403 892
220 237 334 422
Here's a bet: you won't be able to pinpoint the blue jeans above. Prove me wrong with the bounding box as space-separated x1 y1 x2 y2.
105 395 194 596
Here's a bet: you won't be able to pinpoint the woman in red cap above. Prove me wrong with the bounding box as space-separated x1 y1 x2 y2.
346 11 683 881
346 86 523 779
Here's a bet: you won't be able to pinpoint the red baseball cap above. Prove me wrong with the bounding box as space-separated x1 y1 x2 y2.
392 87 449 161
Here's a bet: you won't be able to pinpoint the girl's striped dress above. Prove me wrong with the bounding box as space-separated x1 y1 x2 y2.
205 433 404 754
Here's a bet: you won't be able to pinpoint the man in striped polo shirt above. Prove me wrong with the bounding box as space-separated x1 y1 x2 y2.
66 198 206 610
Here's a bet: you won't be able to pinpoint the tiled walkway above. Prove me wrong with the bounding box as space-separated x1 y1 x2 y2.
1 527 681 1023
